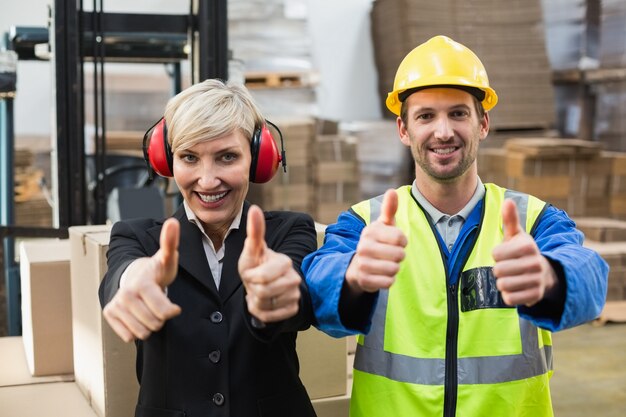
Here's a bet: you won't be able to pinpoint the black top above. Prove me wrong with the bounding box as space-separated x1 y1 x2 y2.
99 201 318 417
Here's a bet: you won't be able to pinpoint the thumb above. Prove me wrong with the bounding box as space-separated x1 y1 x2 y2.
502 199 523 241
245 205 266 262
379 189 399 226
157 217 180 287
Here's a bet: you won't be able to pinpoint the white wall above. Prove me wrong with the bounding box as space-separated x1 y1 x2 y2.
1 0 381 137
306 0 381 121
1 0 52 137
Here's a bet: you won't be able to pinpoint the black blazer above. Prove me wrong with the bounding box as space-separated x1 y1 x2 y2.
99 202 318 417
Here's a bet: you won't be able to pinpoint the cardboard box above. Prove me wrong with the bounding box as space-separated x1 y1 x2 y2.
299 221 349 400
0 382 98 417
314 161 359 184
509 176 572 199
297 327 348 400
595 301 626 325
0 337 73 387
313 135 358 162
69 225 138 417
315 203 351 225
19 239 73 376
478 148 507 176
315 222 327 248
316 183 360 204
346 335 357 355
574 217 626 242
312 394 351 417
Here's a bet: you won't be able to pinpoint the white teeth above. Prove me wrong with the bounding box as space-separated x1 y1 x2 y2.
433 148 456 155
199 191 227 203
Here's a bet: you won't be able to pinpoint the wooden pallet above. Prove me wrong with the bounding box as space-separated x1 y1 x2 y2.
593 301 626 326
504 137 603 158
553 68 626 84
244 71 313 89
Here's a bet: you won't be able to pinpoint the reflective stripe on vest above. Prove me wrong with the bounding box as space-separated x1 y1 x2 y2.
351 184 553 416
355 291 552 385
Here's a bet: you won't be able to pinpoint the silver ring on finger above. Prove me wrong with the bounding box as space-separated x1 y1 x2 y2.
270 296 277 310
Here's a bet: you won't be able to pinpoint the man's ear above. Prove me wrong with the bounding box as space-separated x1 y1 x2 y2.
397 116 411 147
479 111 490 141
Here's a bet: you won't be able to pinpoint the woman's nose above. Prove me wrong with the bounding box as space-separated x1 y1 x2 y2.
197 164 221 188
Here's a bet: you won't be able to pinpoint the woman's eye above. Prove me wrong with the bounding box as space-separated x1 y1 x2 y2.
222 153 237 162
181 154 197 163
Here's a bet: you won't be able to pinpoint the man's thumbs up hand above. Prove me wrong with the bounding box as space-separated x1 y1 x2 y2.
345 189 407 294
502 199 523 241
239 205 302 323
379 188 399 226
492 199 559 307
103 218 182 343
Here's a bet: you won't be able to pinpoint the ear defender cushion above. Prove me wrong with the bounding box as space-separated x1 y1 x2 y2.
146 118 174 177
249 125 281 183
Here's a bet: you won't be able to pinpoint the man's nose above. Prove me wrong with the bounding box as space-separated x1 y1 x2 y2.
433 116 454 141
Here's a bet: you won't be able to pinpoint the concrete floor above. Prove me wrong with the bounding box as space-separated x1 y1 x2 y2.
551 322 626 416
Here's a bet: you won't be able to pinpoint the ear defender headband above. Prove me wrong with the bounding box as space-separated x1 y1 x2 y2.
142 117 286 183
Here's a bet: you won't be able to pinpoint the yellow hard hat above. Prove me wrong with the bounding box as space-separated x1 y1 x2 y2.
385 35 498 116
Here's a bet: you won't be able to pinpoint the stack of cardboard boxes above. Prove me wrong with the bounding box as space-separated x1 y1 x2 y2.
0 239 93 417
247 117 367 226
504 138 610 217
478 137 626 218
339 120 412 200
609 152 626 219
477 137 626 312
578 219 626 302
589 0 626 152
312 134 360 225
370 0 556 131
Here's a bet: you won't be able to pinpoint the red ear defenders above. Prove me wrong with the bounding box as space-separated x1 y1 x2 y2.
142 118 286 183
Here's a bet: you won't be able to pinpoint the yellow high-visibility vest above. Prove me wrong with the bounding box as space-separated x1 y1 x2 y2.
350 183 553 417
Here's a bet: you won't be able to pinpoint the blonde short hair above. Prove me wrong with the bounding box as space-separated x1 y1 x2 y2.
163 79 265 153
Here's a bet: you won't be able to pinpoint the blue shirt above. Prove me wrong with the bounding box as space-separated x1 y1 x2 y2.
302 188 609 338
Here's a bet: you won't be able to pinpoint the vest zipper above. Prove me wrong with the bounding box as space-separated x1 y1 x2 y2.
443 283 459 417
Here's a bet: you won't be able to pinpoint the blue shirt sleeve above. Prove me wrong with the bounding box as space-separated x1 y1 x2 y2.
518 205 609 331
302 210 373 337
